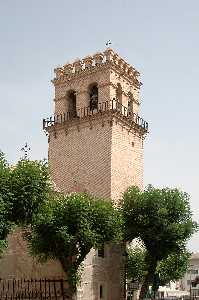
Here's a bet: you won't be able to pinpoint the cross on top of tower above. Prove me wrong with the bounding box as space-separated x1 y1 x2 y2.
21 143 31 160
105 40 112 47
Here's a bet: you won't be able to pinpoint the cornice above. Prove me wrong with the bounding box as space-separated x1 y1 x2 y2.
52 48 142 89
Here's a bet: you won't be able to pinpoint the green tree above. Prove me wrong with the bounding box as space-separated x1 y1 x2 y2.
157 247 191 286
27 192 123 299
0 151 52 254
127 245 190 288
9 158 52 225
127 246 146 282
0 151 13 254
121 185 197 300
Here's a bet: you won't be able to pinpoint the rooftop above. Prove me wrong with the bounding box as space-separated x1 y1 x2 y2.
52 48 142 88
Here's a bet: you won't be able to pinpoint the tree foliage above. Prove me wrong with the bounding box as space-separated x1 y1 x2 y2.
0 152 52 254
157 247 191 286
9 159 51 225
127 245 191 287
127 246 146 282
121 185 198 300
0 151 13 254
27 192 123 298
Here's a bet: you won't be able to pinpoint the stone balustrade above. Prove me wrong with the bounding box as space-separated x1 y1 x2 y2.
53 48 140 82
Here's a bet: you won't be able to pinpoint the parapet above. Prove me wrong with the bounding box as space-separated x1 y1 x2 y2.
52 48 141 88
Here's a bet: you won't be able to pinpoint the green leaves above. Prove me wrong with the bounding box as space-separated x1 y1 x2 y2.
9 159 52 225
0 152 52 254
121 185 198 259
28 193 123 289
121 185 197 299
0 151 13 254
127 245 191 287
127 246 147 281
157 247 191 285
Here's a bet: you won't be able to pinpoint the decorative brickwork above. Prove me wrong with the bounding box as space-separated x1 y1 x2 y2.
45 48 148 300
0 48 148 300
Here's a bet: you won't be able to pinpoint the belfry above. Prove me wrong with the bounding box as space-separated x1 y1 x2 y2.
43 48 148 300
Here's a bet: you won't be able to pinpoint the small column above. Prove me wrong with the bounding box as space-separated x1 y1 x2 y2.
93 52 104 66
54 67 63 79
127 66 135 78
73 59 82 73
104 48 115 62
82 56 93 69
118 58 126 72
63 63 73 75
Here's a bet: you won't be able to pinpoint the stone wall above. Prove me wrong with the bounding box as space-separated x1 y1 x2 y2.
0 228 65 280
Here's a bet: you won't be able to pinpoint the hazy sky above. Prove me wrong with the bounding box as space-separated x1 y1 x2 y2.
1 0 199 250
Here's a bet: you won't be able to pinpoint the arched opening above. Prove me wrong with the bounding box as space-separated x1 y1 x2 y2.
116 83 122 104
89 84 98 111
67 90 77 118
127 92 133 116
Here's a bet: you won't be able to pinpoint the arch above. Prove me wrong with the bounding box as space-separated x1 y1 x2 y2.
116 83 122 104
89 83 98 111
127 92 134 116
67 90 77 117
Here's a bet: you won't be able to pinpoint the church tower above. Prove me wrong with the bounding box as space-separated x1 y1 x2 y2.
43 48 148 300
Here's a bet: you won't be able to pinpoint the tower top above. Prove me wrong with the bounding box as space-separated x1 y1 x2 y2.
52 48 142 89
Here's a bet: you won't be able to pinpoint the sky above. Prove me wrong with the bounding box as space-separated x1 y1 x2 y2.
0 0 199 251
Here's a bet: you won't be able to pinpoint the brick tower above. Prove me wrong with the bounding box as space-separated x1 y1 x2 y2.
43 48 148 300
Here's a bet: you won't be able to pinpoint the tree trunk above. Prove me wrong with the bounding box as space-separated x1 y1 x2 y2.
59 256 76 300
139 258 158 300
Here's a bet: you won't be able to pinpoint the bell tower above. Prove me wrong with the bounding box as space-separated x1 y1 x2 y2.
43 48 148 300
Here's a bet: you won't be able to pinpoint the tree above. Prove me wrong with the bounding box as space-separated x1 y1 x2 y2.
127 246 146 282
9 158 52 225
0 151 53 255
121 185 198 300
0 151 13 254
157 247 191 286
27 192 123 300
127 245 190 287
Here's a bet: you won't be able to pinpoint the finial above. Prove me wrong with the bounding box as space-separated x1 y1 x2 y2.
106 40 112 47
21 143 31 160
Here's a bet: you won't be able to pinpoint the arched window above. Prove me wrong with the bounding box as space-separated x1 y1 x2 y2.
116 83 122 104
67 90 77 118
127 92 133 116
89 84 98 111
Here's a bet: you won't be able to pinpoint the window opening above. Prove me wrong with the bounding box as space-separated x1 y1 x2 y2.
100 285 103 299
89 85 98 111
127 92 133 117
68 91 77 118
116 83 122 104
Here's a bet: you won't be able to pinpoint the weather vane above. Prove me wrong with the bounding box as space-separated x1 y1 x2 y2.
106 40 112 47
21 143 31 160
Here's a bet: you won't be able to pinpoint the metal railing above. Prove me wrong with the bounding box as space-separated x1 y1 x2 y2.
43 99 148 133
0 278 68 300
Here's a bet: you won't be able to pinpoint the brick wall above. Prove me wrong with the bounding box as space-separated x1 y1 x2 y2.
0 228 64 279
48 119 112 199
111 119 144 200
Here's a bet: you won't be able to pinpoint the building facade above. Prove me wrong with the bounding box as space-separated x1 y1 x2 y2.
43 48 148 300
0 48 148 300
179 253 199 292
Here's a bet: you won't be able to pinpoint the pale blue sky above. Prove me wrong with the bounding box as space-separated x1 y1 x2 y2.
0 0 199 250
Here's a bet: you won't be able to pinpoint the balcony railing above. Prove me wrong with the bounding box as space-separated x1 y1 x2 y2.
43 99 148 133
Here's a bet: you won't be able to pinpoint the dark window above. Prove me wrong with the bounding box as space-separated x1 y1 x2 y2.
68 91 77 118
116 83 122 104
127 92 133 116
98 245 105 258
89 85 98 111
100 285 103 299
